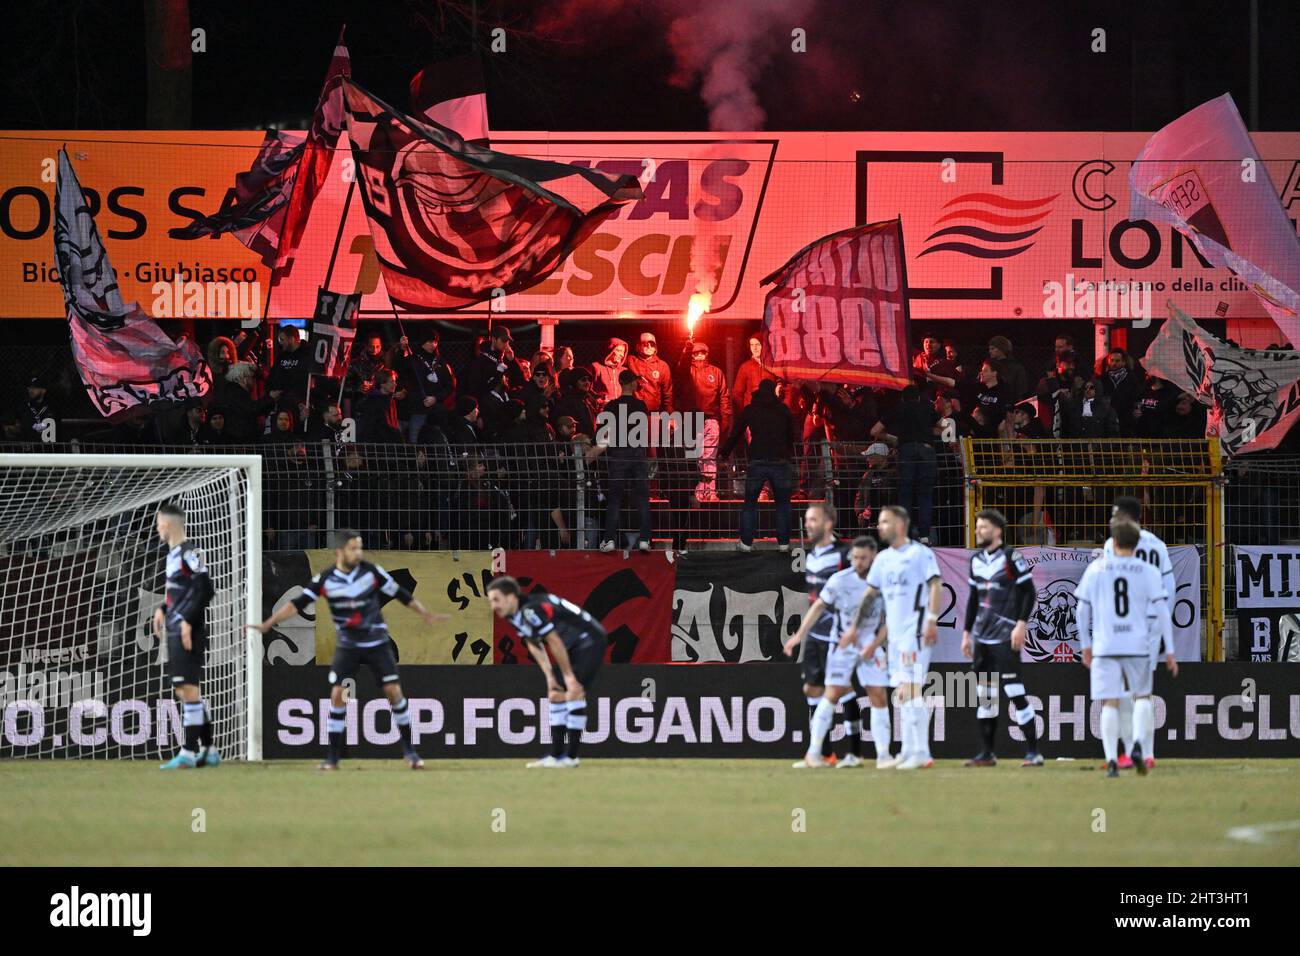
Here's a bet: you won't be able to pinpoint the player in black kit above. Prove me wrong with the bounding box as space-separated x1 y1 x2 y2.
487 576 609 768
961 509 1042 766
155 503 218 770
250 530 445 769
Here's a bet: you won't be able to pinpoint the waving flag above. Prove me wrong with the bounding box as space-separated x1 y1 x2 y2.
409 52 490 145
1142 302 1300 455
1130 94 1300 344
55 150 210 418
342 78 642 310
273 31 351 283
762 218 912 388
168 128 304 266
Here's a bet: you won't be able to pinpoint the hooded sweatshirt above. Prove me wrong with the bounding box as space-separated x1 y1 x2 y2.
589 337 628 406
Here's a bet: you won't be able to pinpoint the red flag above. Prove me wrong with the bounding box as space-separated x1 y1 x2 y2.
342 78 641 310
409 52 490 145
273 30 351 284
762 218 913 388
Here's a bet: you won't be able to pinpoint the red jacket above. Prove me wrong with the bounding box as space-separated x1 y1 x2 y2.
731 358 778 414
678 347 732 429
627 353 674 412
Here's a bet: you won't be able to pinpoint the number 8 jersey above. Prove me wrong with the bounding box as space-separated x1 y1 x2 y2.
865 540 941 650
1075 554 1167 657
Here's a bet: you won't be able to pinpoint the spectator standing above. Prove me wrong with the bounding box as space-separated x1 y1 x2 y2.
554 367 599 439
1063 380 1119 438
589 369 653 552
987 335 1029 401
874 385 940 543
17 375 59 442
1167 391 1206 439
1100 349 1141 433
590 337 629 409
1036 350 1083 437
356 369 404 444
731 335 778 417
912 335 960 404
268 326 312 414
627 332 674 413
971 361 1014 438
462 326 523 401
720 378 794 551
217 362 267 441
677 338 732 502
401 329 456 443
1131 372 1178 439
445 396 482 446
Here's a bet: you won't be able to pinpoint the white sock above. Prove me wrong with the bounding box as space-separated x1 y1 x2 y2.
1101 705 1120 764
870 706 891 760
808 697 835 758
899 702 915 759
1133 697 1154 760
913 699 932 761
1118 696 1135 754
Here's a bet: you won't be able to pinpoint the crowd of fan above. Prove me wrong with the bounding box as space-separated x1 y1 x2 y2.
0 324 1210 551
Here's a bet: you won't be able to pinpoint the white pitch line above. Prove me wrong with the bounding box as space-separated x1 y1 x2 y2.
1226 820 1300 846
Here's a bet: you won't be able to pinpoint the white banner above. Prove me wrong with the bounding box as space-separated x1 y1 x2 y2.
932 546 1201 663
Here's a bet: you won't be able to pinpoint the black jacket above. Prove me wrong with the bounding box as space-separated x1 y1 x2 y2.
720 392 794 461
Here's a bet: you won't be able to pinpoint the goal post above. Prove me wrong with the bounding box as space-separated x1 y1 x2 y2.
0 453 262 760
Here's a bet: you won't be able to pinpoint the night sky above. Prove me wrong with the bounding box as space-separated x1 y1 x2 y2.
2 0 1294 133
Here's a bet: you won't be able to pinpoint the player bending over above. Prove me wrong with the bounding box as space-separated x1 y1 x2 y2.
782 503 849 765
487 576 609 769
789 536 890 768
847 505 943 770
1076 518 1175 778
249 530 444 770
155 503 218 770
961 508 1043 767
1103 495 1176 771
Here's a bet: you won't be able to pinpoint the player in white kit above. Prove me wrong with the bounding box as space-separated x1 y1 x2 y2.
848 505 943 769
1076 519 1174 777
788 537 890 768
1102 495 1176 770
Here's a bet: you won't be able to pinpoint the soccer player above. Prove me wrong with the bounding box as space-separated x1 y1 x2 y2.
1076 518 1174 778
154 503 218 770
789 537 890 768
487 576 609 768
960 509 1043 767
249 530 444 770
851 505 943 769
1103 495 1175 770
782 502 848 765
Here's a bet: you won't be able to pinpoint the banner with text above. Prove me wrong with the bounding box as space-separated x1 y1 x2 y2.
1233 546 1300 662
4 130 1299 321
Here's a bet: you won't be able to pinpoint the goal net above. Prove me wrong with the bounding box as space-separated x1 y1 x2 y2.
0 454 262 760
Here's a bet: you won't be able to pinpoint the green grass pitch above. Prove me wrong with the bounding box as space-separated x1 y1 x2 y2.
2 759 1298 866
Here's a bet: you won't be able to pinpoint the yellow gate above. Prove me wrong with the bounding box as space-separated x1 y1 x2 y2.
961 438 1224 660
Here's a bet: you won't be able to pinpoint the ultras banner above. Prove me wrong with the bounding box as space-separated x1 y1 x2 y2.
260 662 1300 759
260 549 495 665
762 218 912 388
494 550 675 664
1233 546 1300 662
6 130 1300 322
933 546 1202 663
671 550 806 663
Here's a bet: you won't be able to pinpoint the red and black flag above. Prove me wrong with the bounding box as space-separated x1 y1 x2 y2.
274 30 351 283
55 150 210 419
167 128 304 266
409 52 490 145
342 78 642 310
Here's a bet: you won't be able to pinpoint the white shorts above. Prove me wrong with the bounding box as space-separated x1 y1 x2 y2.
1090 656 1152 700
826 644 889 688
888 641 932 688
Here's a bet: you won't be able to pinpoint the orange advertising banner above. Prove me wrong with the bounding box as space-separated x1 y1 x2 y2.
3 130 1298 322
